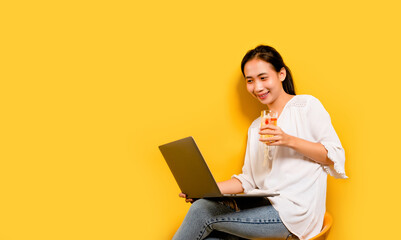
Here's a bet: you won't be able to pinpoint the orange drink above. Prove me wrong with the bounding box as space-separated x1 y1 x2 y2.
260 110 278 140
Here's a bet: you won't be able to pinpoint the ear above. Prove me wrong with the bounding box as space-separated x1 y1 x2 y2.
279 67 287 82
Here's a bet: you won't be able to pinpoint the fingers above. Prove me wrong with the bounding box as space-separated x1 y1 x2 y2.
267 141 281 146
260 125 280 135
259 130 276 136
179 193 194 203
259 127 280 143
259 137 280 145
259 125 290 146
259 128 280 137
260 135 280 141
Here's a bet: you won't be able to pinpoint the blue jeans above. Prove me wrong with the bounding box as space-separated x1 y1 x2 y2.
172 197 299 240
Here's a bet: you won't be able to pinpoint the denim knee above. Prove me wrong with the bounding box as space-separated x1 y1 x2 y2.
191 199 210 209
190 199 226 212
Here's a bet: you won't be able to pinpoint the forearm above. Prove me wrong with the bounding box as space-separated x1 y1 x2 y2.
287 136 333 165
217 178 244 194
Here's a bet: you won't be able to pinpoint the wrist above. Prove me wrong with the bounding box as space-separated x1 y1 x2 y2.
287 135 297 149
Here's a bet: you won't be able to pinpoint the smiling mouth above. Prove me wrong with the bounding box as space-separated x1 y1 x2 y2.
258 92 269 99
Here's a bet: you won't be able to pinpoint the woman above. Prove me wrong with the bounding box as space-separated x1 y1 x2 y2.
173 45 347 240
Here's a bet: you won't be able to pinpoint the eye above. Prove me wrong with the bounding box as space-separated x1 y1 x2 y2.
260 76 268 80
246 79 253 83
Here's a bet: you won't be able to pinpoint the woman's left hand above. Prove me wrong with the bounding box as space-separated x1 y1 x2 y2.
259 124 293 147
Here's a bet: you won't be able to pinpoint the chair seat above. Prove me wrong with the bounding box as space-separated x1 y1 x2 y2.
309 212 332 240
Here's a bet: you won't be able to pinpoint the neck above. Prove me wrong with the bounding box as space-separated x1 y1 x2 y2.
267 93 294 115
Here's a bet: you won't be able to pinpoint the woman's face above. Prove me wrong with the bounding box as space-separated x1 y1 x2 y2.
243 58 286 106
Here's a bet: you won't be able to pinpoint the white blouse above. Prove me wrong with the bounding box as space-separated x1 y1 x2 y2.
233 95 347 240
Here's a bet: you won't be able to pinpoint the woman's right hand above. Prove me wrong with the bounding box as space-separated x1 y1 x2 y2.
179 193 195 203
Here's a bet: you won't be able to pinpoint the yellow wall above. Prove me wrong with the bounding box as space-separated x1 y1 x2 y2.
1 0 401 239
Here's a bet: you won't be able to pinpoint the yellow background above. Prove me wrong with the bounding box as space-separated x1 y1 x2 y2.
1 0 400 239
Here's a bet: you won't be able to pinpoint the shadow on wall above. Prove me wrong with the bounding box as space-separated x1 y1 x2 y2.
236 74 266 122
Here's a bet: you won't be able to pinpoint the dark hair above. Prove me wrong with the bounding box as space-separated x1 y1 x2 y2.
241 45 296 95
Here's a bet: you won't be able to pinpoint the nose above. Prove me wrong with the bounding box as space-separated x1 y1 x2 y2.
254 80 264 92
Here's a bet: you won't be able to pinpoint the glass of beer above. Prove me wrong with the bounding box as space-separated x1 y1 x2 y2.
260 110 278 141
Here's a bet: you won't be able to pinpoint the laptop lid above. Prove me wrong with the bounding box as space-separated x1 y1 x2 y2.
159 136 280 199
159 136 222 199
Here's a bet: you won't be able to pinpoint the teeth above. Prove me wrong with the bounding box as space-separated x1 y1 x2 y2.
259 92 268 97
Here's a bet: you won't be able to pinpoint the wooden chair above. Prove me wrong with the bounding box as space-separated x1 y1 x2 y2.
254 212 333 240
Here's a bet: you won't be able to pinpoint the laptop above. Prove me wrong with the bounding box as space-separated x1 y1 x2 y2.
158 136 279 199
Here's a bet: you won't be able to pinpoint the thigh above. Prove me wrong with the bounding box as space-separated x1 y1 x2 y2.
204 230 248 240
173 199 238 240
207 198 292 239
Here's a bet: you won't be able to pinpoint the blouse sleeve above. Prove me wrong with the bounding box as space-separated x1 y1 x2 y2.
232 125 256 192
307 97 348 179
